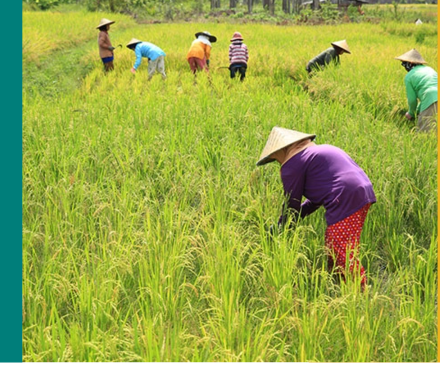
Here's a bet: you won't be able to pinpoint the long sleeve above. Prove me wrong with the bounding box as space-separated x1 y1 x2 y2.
133 46 143 70
278 168 308 226
98 31 113 58
277 145 376 226
405 77 418 116
229 43 249 65
324 52 339 65
98 32 112 49
300 199 321 217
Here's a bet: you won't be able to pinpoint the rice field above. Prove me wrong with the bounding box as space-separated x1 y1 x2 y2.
22 8 437 362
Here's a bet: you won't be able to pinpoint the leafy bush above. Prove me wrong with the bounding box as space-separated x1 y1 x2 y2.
24 0 60 10
319 0 339 21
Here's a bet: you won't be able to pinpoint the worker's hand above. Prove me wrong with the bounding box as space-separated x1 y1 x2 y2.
405 112 413 120
108 46 116 51
130 68 136 74
206 59 210 67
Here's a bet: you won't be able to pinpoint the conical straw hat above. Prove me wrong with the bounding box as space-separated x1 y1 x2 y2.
394 49 427 64
96 18 115 29
331 40 351 54
257 127 316 166
126 38 142 48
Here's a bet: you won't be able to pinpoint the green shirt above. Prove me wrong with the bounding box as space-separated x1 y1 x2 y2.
404 65 438 116
306 47 339 72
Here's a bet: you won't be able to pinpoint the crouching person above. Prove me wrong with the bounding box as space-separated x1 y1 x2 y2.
257 127 376 289
394 49 438 132
127 38 166 80
306 40 351 74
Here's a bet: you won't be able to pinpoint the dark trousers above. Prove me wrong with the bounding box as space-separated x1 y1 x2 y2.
230 63 247 81
104 61 114 72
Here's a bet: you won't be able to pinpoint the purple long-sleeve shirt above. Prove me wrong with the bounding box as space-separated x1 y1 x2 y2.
279 144 376 226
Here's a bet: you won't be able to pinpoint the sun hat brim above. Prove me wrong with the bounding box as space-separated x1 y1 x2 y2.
96 19 115 29
256 127 316 166
331 40 351 54
394 49 427 64
195 32 217 43
126 38 142 48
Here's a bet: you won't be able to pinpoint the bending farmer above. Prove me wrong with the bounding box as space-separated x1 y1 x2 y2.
395 49 438 132
306 40 351 73
187 31 217 74
257 127 376 288
127 38 166 80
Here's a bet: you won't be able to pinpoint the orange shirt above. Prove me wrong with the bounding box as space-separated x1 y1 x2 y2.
186 40 211 61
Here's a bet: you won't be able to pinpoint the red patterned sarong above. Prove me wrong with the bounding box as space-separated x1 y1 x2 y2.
188 57 207 73
324 203 371 287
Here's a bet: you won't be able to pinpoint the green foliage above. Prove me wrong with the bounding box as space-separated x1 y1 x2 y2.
24 0 60 10
319 0 340 22
368 4 438 24
192 0 204 14
346 4 361 22
297 7 313 22
392 0 401 20
230 11 244 18
380 21 437 47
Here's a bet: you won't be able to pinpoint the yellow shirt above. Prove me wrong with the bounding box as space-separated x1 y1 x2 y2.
186 40 211 60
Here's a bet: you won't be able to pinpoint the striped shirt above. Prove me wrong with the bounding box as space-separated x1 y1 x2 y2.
229 41 249 66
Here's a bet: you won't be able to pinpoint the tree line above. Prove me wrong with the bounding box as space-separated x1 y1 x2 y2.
23 0 319 15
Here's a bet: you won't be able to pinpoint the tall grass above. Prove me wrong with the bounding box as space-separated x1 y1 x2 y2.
22 11 136 63
22 15 437 362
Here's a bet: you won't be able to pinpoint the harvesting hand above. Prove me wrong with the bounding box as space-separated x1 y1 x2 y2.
130 68 136 74
405 112 413 120
206 59 210 67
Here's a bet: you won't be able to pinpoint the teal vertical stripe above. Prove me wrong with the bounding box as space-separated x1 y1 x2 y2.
0 1 22 362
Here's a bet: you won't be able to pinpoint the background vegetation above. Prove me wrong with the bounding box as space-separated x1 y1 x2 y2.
22 4 437 362
22 0 438 24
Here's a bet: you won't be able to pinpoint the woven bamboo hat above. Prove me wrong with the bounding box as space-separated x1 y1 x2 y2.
96 18 115 29
195 31 217 43
395 49 427 64
256 127 316 166
126 38 142 49
331 40 351 54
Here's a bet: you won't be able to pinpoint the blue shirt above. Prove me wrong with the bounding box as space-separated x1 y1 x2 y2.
280 144 376 226
133 42 166 70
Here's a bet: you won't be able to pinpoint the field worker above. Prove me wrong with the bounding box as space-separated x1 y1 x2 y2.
186 31 217 74
257 127 376 289
395 49 438 132
229 31 249 81
126 38 167 80
306 40 351 74
96 18 116 72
